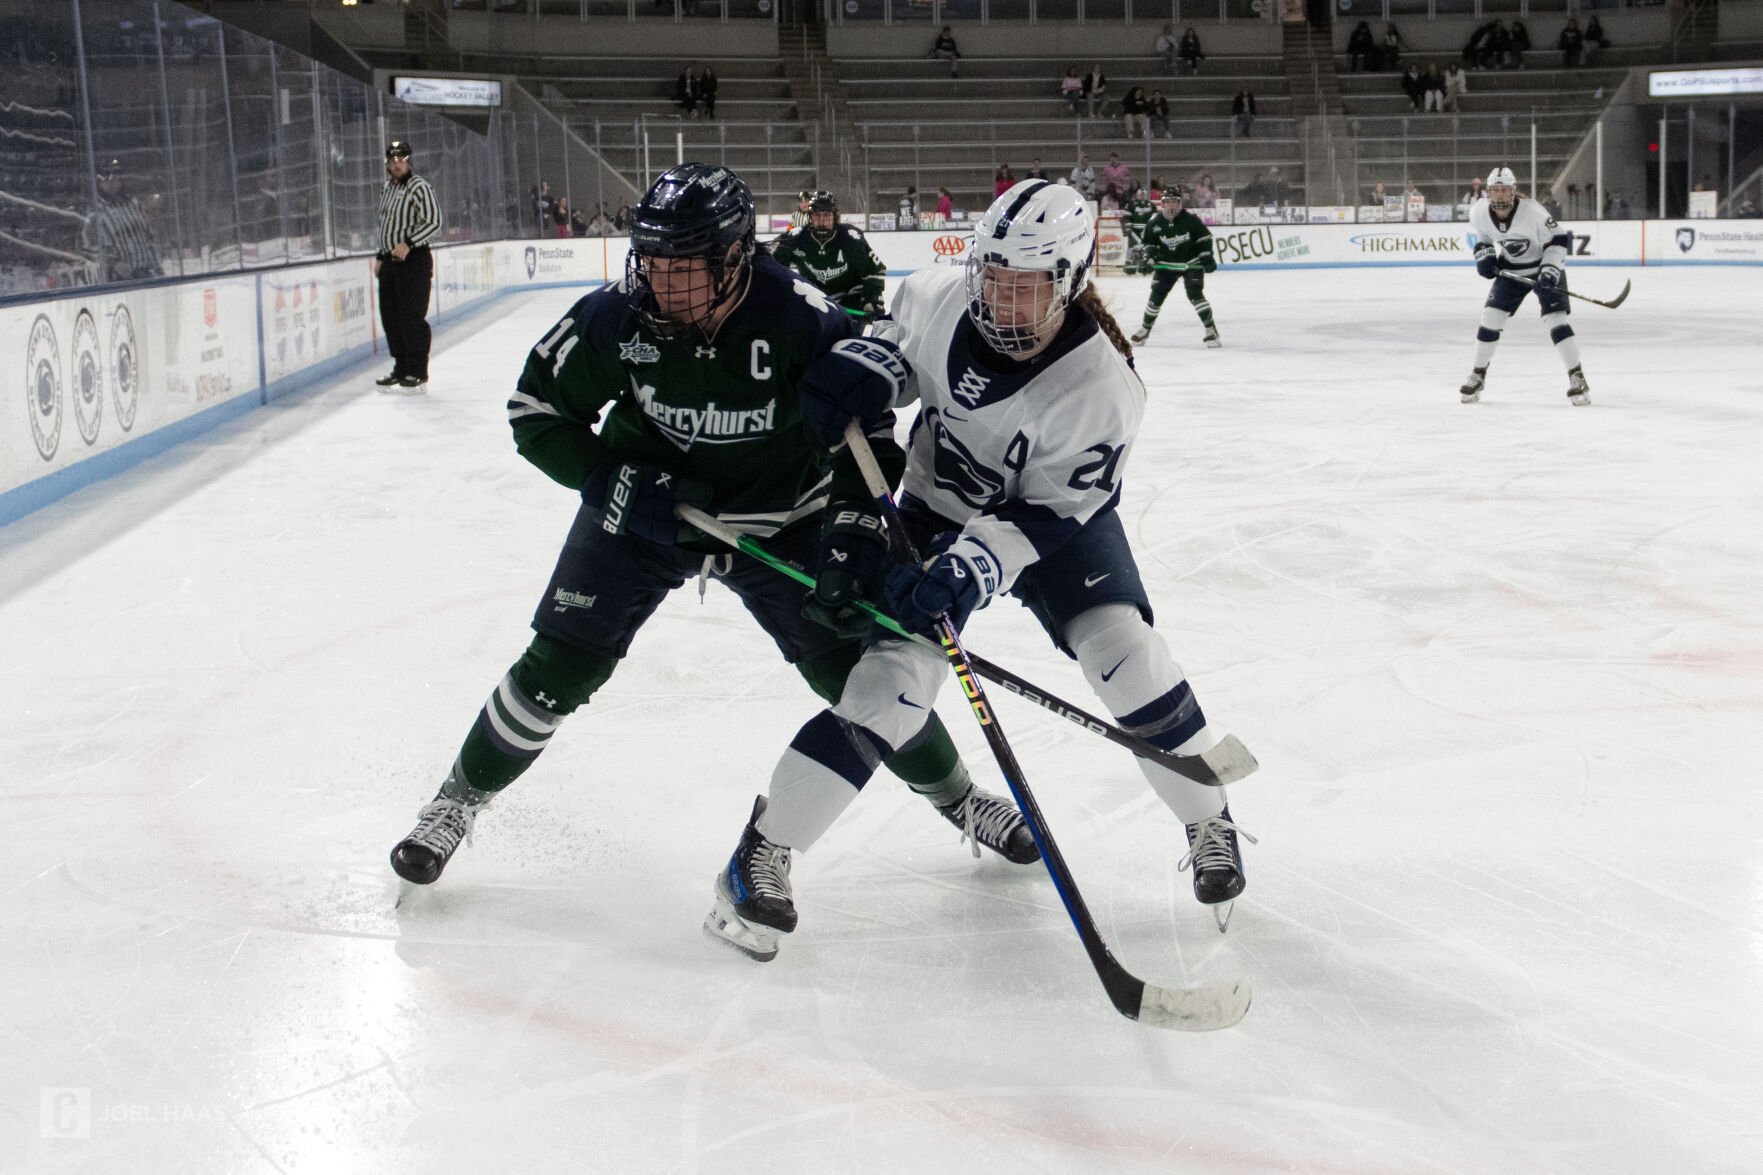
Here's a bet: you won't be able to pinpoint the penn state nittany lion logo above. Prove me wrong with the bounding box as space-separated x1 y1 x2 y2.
72 308 102 446
524 246 537 278
929 413 1005 509
26 314 63 461
1676 227 1696 253
111 304 139 432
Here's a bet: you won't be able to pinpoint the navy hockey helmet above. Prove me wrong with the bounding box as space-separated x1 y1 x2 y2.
625 163 757 338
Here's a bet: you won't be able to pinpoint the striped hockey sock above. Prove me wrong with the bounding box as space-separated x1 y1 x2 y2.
452 672 569 793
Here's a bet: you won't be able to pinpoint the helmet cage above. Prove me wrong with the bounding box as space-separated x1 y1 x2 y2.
964 180 1095 356
623 164 756 339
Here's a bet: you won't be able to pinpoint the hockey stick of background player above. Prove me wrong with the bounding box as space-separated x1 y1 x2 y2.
840 420 1251 1032
674 504 1255 787
1490 242 1631 309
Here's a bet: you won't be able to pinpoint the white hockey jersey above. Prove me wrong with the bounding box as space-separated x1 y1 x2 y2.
879 264 1145 594
1468 195 1572 276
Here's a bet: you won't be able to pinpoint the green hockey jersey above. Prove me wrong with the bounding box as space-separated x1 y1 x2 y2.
770 224 887 312
507 254 899 536
1140 209 1215 269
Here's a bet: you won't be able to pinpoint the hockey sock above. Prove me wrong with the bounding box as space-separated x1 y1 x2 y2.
1065 604 1224 825
759 710 889 850
1139 302 1163 332
1542 310 1581 370
892 717 969 807
1474 305 1510 368
800 640 960 795
1185 286 1215 327
448 636 615 795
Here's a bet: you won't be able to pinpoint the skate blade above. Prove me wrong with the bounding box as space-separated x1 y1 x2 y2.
1212 900 1236 934
702 901 781 963
1204 338 1222 349
1460 392 1480 404
394 877 429 909
1569 392 1590 406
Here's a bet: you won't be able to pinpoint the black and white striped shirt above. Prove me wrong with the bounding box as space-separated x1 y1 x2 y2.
84 195 160 281
376 173 442 255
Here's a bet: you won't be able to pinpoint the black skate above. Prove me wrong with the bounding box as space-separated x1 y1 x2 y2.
374 369 404 389
1180 804 1256 932
938 785 1040 864
704 796 796 962
1202 324 1221 348
1460 366 1486 404
390 797 480 887
1566 366 1590 406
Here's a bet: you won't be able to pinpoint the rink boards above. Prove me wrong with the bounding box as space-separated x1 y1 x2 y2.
2 221 1758 526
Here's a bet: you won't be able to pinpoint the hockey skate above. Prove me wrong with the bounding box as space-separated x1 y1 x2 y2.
1459 366 1487 404
1179 804 1256 932
1130 326 1151 345
1566 367 1590 406
374 369 404 389
1202 325 1221 349
703 796 796 962
394 375 429 395
938 785 1040 864
390 796 481 894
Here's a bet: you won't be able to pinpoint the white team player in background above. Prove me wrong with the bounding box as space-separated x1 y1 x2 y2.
1462 166 1590 406
704 179 1255 962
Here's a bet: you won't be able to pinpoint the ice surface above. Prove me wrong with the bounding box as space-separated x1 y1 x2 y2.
2 266 1760 1174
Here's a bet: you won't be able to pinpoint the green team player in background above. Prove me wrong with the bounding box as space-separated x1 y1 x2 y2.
387 163 1035 895
1121 186 1156 276
1130 189 1221 348
770 190 888 316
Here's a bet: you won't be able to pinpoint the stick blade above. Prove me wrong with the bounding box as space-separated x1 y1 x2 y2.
1602 279 1631 309
1135 976 1253 1031
1200 735 1259 785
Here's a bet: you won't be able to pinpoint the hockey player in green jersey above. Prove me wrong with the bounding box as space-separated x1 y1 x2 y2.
388 164 1035 896
1121 187 1156 275
770 191 888 316
1130 189 1221 348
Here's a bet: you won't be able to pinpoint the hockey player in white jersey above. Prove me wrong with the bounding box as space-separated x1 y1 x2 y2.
1462 166 1590 405
704 180 1255 962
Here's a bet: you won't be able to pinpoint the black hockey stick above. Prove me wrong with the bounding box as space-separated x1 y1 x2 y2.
1499 268 1630 309
840 421 1251 1031
675 504 1255 787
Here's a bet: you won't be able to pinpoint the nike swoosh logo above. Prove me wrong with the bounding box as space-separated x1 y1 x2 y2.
898 693 926 709
1083 572 1111 587
1101 656 1128 682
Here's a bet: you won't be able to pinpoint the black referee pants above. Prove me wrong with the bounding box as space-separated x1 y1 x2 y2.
378 246 433 379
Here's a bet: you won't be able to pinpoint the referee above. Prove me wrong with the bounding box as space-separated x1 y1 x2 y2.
373 140 442 392
84 159 161 282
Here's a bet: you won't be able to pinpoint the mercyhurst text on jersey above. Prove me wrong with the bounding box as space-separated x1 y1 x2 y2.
505 255 895 536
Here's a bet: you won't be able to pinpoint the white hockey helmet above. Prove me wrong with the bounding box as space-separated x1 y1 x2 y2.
1486 166 1518 213
966 179 1097 355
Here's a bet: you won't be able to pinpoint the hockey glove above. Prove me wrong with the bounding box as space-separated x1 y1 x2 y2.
797 336 911 450
1200 253 1217 274
581 460 712 545
801 498 889 639
1473 243 1499 280
1536 263 1564 291
881 532 1001 637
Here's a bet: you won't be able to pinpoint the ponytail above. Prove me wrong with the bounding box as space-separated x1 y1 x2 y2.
1076 284 1133 364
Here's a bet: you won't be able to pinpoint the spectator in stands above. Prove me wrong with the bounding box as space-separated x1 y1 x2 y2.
1488 21 1513 69
1179 27 1204 75
587 205 614 235
1060 66 1084 114
1462 176 1485 205
994 164 1016 198
1122 87 1149 139
899 186 918 226
85 158 160 282
1379 22 1407 72
1102 153 1134 207
1509 20 1531 68
613 200 631 231
674 66 699 117
569 201 587 237
1069 153 1096 198
1422 63 1446 112
535 181 556 235
1155 24 1178 71
1400 64 1424 111
1347 21 1375 72
1444 63 1468 112
1583 16 1608 65
935 187 954 219
1025 158 1049 180
1083 64 1109 117
1402 178 1425 216
1193 174 1219 208
929 26 961 77
553 196 572 238
1148 89 1171 138
1541 190 1563 218
1368 179 1391 207
1232 86 1256 138
698 66 718 119
1736 199 1761 219
1558 18 1585 68
1463 22 1493 70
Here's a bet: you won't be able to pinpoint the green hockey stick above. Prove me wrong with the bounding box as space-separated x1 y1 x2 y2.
673 513 1256 789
